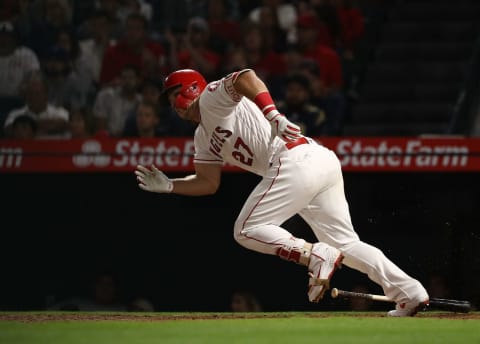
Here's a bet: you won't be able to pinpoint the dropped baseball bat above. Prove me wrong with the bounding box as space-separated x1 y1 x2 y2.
331 288 472 313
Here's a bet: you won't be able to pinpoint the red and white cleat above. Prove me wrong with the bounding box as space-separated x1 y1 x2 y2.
308 243 344 303
387 299 430 317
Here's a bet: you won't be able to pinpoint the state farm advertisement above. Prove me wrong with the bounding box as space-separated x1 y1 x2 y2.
1 137 480 173
319 137 478 172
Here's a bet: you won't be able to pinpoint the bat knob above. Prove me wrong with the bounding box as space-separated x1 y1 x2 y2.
331 288 339 298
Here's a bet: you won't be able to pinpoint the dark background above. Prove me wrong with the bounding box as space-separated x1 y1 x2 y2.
1 171 479 312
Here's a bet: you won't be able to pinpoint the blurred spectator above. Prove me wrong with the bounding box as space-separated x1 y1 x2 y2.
99 12 166 86
331 0 365 56
237 0 261 18
96 0 121 22
67 107 94 139
55 27 97 107
78 0 122 41
248 0 297 45
294 13 343 94
10 114 38 139
41 43 92 111
93 64 141 137
254 4 289 53
122 100 165 137
78 10 115 87
0 20 40 133
207 0 241 55
25 0 73 58
153 0 209 34
306 0 365 95
295 56 346 135
0 0 21 21
0 21 40 98
296 8 335 48
8 1 35 42
4 71 69 139
171 16 222 81
117 0 153 25
332 0 365 97
223 21 287 98
124 77 195 137
309 0 342 48
231 290 263 312
70 0 96 29
48 271 127 311
277 73 327 137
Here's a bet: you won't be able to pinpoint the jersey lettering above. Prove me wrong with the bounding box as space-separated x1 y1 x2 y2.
214 126 233 137
209 137 222 154
208 126 233 157
232 137 254 166
209 146 222 159
207 126 254 167
211 131 225 146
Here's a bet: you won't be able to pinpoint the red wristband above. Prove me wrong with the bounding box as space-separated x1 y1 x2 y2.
253 91 277 116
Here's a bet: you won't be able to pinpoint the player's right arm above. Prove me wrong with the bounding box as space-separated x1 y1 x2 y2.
135 162 222 196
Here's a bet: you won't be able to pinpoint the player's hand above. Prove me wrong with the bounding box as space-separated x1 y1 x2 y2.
135 165 173 193
267 113 302 142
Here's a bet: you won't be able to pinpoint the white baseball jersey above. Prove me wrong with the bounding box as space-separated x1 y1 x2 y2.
193 70 284 176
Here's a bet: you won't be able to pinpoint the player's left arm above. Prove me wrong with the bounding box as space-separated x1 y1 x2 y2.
136 162 222 196
171 162 222 195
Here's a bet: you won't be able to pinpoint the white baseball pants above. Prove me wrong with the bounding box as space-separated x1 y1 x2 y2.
233 140 428 304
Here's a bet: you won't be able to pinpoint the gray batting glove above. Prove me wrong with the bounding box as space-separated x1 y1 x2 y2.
135 164 173 193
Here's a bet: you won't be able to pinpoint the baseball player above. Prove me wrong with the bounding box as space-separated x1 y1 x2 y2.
135 69 429 316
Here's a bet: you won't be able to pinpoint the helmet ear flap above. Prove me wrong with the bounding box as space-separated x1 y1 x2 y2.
174 81 202 111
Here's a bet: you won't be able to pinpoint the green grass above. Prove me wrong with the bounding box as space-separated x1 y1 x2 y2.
1 312 479 344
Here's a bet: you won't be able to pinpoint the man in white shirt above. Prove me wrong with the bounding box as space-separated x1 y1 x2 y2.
0 21 40 99
92 64 141 136
0 21 41 135
78 10 114 85
4 71 69 139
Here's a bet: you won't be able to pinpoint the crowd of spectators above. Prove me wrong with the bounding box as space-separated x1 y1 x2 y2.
0 0 365 140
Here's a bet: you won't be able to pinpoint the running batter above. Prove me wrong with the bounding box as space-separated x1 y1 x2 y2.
135 69 429 316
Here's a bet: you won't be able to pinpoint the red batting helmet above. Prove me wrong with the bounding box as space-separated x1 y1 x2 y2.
163 69 207 95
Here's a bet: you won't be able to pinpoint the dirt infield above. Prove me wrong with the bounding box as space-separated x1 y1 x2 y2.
1 311 479 323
